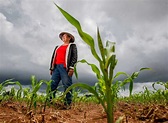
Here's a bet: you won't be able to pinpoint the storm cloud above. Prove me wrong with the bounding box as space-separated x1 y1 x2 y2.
0 0 168 85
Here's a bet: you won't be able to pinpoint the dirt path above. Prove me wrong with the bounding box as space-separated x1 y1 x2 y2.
0 101 167 123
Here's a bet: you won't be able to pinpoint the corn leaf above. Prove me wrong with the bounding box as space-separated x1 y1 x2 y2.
140 67 151 71
62 83 107 112
32 80 44 94
54 3 101 62
78 59 101 79
109 55 117 81
114 72 129 79
129 79 133 96
97 28 105 63
104 41 116 69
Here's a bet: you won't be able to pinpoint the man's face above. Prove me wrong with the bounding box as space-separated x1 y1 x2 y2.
62 34 71 43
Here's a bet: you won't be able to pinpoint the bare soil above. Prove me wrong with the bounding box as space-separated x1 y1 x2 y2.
0 100 168 123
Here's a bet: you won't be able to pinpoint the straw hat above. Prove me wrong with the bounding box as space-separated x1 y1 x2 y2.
59 32 75 42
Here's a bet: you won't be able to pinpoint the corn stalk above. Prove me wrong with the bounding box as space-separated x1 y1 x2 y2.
54 4 117 123
54 3 150 123
28 76 44 112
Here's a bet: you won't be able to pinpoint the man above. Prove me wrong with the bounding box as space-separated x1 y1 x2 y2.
49 32 77 108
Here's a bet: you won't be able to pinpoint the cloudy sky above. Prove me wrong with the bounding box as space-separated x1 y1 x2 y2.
0 0 168 85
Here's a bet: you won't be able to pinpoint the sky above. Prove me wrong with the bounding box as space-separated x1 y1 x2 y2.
0 0 168 85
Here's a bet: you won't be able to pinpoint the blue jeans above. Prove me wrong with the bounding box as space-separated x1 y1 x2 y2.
50 64 72 105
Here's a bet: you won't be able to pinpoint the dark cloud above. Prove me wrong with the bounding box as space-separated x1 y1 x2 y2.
0 0 168 86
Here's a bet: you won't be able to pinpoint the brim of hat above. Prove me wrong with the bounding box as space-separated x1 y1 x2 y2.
59 32 75 42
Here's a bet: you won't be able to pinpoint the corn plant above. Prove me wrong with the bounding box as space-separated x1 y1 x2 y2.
152 81 168 91
0 79 14 95
152 81 168 102
71 88 82 103
0 80 7 101
114 68 151 96
28 75 45 112
119 81 168 104
54 3 150 123
0 79 23 101
22 88 30 100
26 75 53 121
42 80 52 112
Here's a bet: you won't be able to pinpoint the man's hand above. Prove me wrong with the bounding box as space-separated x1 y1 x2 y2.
50 70 53 75
68 69 74 77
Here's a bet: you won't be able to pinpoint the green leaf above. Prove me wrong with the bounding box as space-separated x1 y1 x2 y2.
44 80 52 94
78 59 101 79
105 41 115 58
54 3 101 62
31 75 38 89
114 72 129 79
130 68 151 79
32 80 44 94
74 63 78 79
3 81 22 90
129 79 133 96
152 81 168 90
54 4 93 46
104 41 116 69
120 78 130 87
109 55 117 81
131 71 139 79
56 4 90 44
97 28 105 63
140 67 151 71
62 83 107 112
1 81 23 99
98 78 106 93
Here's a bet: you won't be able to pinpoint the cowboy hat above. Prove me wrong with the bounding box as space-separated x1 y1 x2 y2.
59 32 75 42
